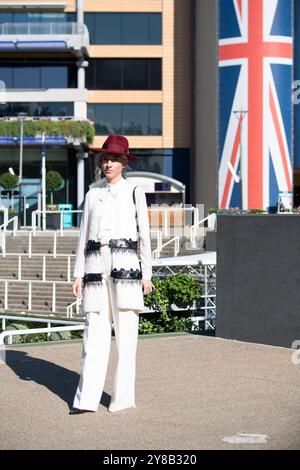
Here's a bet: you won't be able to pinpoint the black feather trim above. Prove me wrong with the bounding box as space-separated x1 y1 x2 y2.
110 268 142 280
83 273 103 286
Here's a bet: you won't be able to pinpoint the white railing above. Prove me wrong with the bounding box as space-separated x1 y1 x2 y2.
150 229 163 257
0 324 84 347
190 213 217 248
152 236 180 259
0 22 88 36
149 206 199 238
31 209 82 235
0 214 19 256
0 314 83 343
0 254 75 281
66 298 83 318
0 279 72 313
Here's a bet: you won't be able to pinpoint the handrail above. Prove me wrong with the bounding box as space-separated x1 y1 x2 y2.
32 209 82 235
0 313 82 333
0 215 19 257
149 206 197 238
0 324 84 347
152 236 180 259
150 229 162 256
190 214 216 248
66 298 83 318
0 278 72 313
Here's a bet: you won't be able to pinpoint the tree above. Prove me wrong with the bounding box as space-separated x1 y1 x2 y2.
0 172 19 209
46 171 63 204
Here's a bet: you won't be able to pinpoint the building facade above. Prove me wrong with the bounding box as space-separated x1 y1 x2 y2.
0 0 193 224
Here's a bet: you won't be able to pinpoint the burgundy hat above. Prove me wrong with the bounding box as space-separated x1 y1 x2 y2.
89 135 139 161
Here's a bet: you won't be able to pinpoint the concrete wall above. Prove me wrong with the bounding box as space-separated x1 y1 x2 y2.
193 0 218 211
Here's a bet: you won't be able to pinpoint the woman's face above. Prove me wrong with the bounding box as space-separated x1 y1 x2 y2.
100 154 127 181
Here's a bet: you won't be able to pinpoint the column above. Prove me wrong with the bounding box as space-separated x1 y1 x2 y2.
76 151 86 225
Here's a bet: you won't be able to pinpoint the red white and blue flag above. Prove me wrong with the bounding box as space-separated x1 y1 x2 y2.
218 0 293 210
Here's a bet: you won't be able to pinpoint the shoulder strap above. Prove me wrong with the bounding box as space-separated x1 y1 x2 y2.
132 186 140 232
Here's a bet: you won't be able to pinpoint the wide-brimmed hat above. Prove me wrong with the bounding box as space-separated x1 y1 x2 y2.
89 135 139 161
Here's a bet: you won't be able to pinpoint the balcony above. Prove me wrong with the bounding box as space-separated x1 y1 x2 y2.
4 88 88 103
0 116 95 148
0 22 89 56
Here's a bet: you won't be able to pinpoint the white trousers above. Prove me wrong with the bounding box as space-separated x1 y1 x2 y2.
73 277 140 413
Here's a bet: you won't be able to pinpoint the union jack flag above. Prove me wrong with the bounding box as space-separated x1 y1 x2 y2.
218 0 293 210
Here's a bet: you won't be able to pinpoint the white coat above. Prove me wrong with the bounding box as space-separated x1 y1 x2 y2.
73 176 152 313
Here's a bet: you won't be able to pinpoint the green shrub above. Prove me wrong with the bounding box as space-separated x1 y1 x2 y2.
167 274 202 308
0 172 18 190
141 274 202 334
0 120 95 144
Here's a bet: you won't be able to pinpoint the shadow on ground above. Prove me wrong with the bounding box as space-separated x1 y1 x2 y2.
5 350 111 409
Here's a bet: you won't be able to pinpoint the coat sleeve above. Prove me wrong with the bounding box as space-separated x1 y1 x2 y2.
135 186 152 280
73 191 90 278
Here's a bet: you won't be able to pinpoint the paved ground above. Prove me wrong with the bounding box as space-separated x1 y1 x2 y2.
1 333 300 450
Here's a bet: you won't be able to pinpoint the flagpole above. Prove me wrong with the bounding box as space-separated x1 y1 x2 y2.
234 110 247 210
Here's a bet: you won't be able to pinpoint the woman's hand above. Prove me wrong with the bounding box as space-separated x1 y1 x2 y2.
73 277 83 298
142 279 155 295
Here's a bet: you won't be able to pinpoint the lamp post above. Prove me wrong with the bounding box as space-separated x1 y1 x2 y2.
17 112 27 225
41 132 46 231
17 112 27 183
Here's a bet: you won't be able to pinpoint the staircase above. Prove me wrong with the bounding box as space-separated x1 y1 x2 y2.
0 229 185 316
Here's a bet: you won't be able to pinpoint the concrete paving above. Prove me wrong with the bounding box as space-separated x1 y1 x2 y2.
1 333 300 450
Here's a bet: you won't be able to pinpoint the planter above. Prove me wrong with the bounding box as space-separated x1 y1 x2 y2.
216 214 300 348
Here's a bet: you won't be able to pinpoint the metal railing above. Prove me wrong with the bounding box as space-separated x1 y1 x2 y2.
0 214 19 255
190 213 216 248
0 314 84 344
31 209 82 235
150 229 163 257
152 236 180 259
148 206 199 238
66 298 83 318
0 22 88 36
0 324 84 347
0 279 72 313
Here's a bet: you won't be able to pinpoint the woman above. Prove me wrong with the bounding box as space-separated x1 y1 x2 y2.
70 135 154 415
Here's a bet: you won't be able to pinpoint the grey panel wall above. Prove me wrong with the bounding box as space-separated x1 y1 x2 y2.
216 215 300 348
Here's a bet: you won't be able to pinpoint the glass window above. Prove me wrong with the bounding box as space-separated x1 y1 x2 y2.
0 102 73 117
0 64 76 89
123 14 148 45
85 60 95 90
27 13 40 23
149 104 162 135
41 66 68 88
85 13 162 45
14 67 40 88
123 104 147 135
95 13 122 45
0 67 13 88
123 59 148 90
96 60 122 90
150 59 162 90
149 13 162 44
88 104 122 135
86 59 161 90
87 104 162 135
84 13 95 43
0 13 13 23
